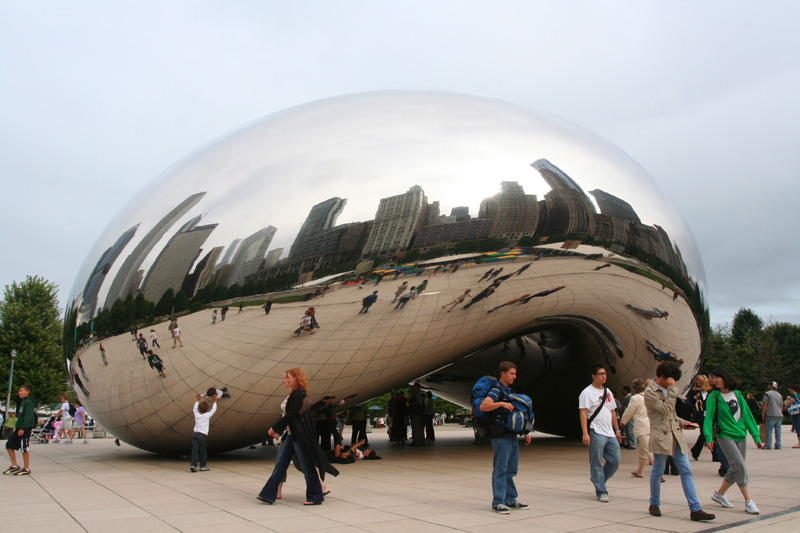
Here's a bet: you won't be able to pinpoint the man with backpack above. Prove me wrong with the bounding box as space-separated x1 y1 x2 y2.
579 364 622 503
478 361 531 514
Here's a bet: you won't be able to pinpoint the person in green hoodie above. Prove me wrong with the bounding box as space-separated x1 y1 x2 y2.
704 368 763 515
3 384 36 476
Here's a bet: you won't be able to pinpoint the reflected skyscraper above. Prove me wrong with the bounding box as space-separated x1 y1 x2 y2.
532 159 595 235
589 189 641 223
478 181 539 241
289 197 346 260
140 216 218 302
104 192 206 308
362 185 427 258
79 224 138 318
223 226 277 286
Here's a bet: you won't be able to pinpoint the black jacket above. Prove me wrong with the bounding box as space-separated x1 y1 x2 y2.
272 389 339 480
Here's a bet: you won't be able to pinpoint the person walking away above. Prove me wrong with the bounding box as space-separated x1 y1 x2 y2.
704 368 762 515
621 378 655 478
264 297 273 314
480 361 531 514
3 384 36 475
190 393 217 472
644 362 715 522
579 365 621 503
761 381 783 449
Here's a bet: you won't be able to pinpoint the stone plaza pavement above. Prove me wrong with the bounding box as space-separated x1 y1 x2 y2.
1 425 798 532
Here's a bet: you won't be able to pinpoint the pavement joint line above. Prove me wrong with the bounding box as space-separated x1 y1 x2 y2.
694 505 800 533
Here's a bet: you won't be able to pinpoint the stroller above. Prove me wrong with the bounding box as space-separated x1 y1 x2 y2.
32 416 56 443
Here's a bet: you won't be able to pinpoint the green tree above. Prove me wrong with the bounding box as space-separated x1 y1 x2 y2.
0 276 67 405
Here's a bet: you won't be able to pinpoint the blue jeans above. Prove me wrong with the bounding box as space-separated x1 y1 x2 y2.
626 420 636 449
491 435 519 507
765 416 782 449
258 434 324 503
650 450 700 511
588 429 620 496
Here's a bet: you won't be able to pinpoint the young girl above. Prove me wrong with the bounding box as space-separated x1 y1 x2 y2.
704 367 763 515
190 393 217 472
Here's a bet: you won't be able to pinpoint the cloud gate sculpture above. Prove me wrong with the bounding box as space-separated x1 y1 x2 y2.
65 91 708 454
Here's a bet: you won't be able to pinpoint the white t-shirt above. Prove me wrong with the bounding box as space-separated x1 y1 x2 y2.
60 401 73 421
192 402 217 435
579 385 617 438
721 391 741 422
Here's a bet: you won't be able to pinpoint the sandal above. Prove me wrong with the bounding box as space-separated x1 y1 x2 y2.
631 471 643 478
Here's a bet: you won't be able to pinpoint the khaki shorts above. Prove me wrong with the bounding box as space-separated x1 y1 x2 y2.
637 434 651 459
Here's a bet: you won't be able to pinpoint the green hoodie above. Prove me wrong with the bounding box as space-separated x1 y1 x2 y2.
15 396 37 431
703 389 761 443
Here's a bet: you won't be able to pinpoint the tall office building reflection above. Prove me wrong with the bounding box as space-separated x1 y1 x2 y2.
78 224 138 319
104 192 206 308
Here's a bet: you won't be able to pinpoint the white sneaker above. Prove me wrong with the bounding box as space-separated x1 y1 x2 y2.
745 500 759 515
712 491 733 508
598 494 609 503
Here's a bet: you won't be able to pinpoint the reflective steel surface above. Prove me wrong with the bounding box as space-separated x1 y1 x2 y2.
65 91 707 454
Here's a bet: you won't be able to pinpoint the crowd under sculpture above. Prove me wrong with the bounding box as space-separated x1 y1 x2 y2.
64 91 708 455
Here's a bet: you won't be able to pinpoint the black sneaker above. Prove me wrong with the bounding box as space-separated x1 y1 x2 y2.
508 502 530 510
3 465 21 475
14 468 31 476
190 466 197 472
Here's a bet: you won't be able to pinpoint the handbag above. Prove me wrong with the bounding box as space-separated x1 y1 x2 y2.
788 394 800 416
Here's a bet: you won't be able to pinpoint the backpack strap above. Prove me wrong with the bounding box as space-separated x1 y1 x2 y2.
587 387 608 428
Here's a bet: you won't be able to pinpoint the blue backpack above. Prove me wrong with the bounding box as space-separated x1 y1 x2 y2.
506 393 534 435
472 375 500 439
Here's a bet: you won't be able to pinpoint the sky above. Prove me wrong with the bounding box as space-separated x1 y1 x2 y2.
1 1 798 328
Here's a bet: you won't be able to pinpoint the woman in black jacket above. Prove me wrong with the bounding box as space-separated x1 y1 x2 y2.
257 368 338 505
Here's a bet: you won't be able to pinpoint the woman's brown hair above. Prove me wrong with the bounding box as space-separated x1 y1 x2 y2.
286 367 309 394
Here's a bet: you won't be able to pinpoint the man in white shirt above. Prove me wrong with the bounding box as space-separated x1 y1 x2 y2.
54 394 73 443
579 364 621 503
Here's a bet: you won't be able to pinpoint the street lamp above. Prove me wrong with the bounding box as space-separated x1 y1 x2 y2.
5 349 16 416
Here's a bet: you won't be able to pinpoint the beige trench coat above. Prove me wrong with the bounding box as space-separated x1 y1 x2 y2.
643 381 690 456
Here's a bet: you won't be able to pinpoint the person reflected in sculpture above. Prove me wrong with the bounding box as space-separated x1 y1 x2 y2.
257 368 338 505
264 297 273 314
393 282 408 303
463 284 497 310
645 340 683 365
293 310 314 337
626 305 669 320
147 350 167 377
149 329 160 348
442 289 470 312
487 294 531 314
478 268 495 281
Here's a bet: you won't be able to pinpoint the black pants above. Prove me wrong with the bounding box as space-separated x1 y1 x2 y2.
351 420 368 445
191 432 208 468
425 414 435 440
316 419 332 450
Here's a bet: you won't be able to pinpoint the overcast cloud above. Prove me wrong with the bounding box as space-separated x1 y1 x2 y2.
1 1 798 327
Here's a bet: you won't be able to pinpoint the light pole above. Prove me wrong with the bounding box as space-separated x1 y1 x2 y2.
5 349 16 415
